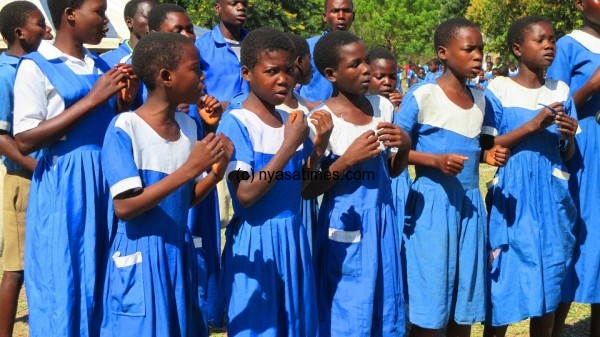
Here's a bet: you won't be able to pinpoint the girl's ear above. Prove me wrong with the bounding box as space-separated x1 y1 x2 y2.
65 7 76 22
575 0 584 11
159 68 172 87
511 42 522 59
125 16 134 29
14 27 24 40
437 45 447 62
323 66 336 83
241 65 251 82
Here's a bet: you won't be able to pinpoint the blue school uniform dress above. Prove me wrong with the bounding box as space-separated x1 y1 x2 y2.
100 112 206 337
483 77 577 326
217 108 318 337
397 82 487 329
299 33 333 103
313 95 405 337
100 40 132 65
195 25 249 103
547 30 600 304
16 46 115 337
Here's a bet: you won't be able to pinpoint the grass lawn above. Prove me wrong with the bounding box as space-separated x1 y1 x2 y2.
1 164 592 336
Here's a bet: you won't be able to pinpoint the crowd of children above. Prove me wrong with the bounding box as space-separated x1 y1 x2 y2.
0 0 599 337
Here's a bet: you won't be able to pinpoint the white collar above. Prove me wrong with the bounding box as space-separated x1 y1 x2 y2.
568 30 600 54
39 40 95 63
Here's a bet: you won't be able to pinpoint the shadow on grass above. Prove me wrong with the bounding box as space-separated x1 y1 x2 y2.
15 314 28 324
562 316 590 337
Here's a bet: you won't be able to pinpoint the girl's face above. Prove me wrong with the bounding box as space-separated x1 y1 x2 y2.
19 9 52 52
577 0 600 25
72 0 109 45
158 12 195 40
417 68 425 78
330 41 371 95
514 21 556 70
216 0 248 27
369 58 398 98
128 1 154 40
170 43 205 104
243 50 295 106
438 26 484 79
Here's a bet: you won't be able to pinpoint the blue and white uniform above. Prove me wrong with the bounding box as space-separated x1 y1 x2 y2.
483 77 577 325
313 95 405 337
547 30 600 304
396 82 487 329
299 33 332 103
217 108 317 337
195 25 248 103
100 40 133 65
13 42 116 337
100 112 206 337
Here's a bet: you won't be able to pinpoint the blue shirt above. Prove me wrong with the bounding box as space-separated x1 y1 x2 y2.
0 52 41 171
100 41 133 66
299 33 333 103
195 24 249 103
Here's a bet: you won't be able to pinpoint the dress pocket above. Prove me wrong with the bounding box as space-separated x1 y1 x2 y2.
110 251 145 316
327 227 362 277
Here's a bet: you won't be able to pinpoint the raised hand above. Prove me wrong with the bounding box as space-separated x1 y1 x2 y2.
198 95 224 130
309 109 333 156
283 110 309 150
388 90 403 108
212 134 234 180
115 63 139 106
376 122 410 151
529 102 564 131
343 130 383 166
88 68 130 107
184 133 224 177
555 112 578 139
435 153 469 176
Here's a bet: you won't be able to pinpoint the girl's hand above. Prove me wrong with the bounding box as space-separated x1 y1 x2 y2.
115 63 139 106
309 109 333 156
555 112 578 139
343 130 382 166
485 145 510 167
184 133 224 177
88 68 129 106
389 90 403 107
435 153 469 176
376 122 410 151
529 102 564 132
283 110 309 150
212 134 234 180
198 95 224 129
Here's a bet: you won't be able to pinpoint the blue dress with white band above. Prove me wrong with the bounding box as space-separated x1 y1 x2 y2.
547 30 600 304
483 76 576 326
100 112 206 337
313 95 405 337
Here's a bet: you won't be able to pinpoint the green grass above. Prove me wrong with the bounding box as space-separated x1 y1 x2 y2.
1 164 591 336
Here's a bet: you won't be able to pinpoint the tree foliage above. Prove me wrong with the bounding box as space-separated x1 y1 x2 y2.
466 0 582 55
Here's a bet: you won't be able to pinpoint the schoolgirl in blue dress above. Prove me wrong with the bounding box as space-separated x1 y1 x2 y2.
217 28 330 337
100 33 233 337
367 46 413 247
11 0 138 335
547 1 600 334
396 19 509 337
305 31 411 337
482 16 578 337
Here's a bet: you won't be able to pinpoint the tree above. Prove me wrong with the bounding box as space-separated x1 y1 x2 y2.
440 0 470 20
466 0 582 54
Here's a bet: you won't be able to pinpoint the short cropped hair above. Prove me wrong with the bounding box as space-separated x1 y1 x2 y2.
369 47 396 63
48 0 86 29
124 0 154 19
132 32 193 90
314 30 361 75
240 27 294 69
324 0 353 10
148 3 186 32
434 18 479 49
507 15 552 58
0 1 40 44
286 32 310 61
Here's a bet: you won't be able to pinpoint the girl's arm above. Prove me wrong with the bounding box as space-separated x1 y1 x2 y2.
408 151 468 176
0 132 37 172
228 111 308 208
114 134 224 221
16 69 129 155
191 134 234 206
115 64 140 113
492 103 561 149
302 130 382 199
572 67 600 110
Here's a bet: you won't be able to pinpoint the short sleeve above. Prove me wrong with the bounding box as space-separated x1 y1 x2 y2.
101 118 143 198
216 113 254 179
394 88 420 141
547 38 572 86
13 59 49 135
482 88 503 137
0 66 14 132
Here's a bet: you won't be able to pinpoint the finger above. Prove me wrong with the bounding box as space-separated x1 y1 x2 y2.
452 155 469 162
362 129 377 138
203 133 216 143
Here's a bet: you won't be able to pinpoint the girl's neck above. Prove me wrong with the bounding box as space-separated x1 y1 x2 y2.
6 44 26 58
330 87 364 107
511 63 544 89
243 92 282 127
53 32 86 60
141 93 178 123
283 90 299 109
436 70 468 92
129 35 140 51
582 20 600 39
220 23 243 41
